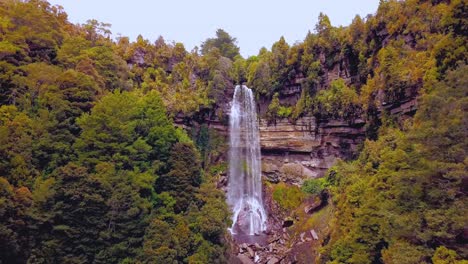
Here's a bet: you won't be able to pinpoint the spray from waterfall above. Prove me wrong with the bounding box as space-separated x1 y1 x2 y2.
227 85 267 236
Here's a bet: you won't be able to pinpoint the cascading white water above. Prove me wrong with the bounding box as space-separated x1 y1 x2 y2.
228 85 267 236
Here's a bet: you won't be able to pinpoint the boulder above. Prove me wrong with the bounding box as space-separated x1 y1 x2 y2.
300 232 305 242
304 196 322 214
310 229 319 240
267 257 280 264
247 246 255 258
237 254 254 264
254 243 263 250
268 236 280 244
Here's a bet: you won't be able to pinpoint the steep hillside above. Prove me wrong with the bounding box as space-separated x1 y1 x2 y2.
0 0 466 263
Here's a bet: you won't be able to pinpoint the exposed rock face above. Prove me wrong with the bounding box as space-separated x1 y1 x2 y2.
260 116 366 184
260 117 318 153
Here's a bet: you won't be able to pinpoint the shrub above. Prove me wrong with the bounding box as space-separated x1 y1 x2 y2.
272 182 305 211
301 178 327 195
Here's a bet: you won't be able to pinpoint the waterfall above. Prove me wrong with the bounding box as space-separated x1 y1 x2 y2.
228 85 267 236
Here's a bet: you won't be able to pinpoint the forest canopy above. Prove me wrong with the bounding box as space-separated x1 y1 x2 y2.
0 0 467 263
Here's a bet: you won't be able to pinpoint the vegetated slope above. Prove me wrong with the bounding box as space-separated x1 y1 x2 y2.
0 0 466 263
0 1 230 263
322 65 467 263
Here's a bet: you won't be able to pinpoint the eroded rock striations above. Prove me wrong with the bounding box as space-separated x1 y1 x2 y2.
260 116 366 185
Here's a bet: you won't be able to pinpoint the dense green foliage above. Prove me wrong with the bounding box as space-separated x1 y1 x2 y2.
266 92 293 123
0 0 467 263
272 182 305 211
301 177 327 195
0 1 230 263
201 29 240 60
291 1 466 262
322 66 467 263
227 0 467 130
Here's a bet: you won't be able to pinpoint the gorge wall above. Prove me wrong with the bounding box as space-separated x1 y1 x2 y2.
178 56 419 186
172 50 422 264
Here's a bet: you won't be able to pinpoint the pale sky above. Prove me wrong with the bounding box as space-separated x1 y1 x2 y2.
48 0 380 57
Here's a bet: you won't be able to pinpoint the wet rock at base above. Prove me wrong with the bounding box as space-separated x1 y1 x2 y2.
247 246 255 258
268 236 280 244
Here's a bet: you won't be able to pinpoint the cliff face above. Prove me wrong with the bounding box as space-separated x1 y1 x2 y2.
176 45 421 186
254 58 365 185
260 116 366 185
180 62 417 186
255 54 418 185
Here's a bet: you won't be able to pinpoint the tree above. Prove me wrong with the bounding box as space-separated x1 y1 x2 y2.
74 90 177 172
301 178 327 195
266 92 281 124
0 0 64 63
314 78 361 119
248 57 272 96
0 177 33 264
157 142 202 213
93 164 153 263
140 218 178 264
83 19 112 44
315 12 332 35
269 37 291 92
201 29 240 60
30 163 109 263
231 56 247 84
0 105 37 187
323 65 468 263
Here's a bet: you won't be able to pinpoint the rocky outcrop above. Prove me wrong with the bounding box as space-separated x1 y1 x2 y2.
260 116 366 185
259 117 318 153
233 218 326 263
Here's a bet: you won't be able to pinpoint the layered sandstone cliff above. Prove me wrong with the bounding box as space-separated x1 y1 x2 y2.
259 116 366 185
